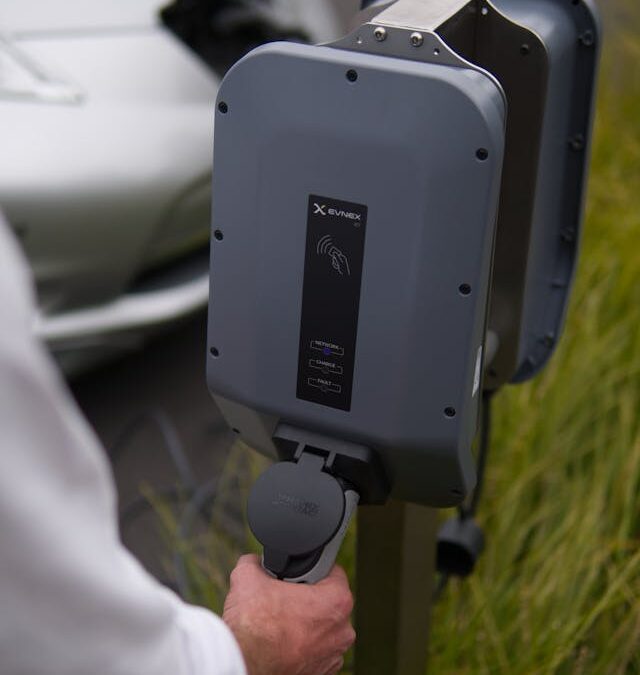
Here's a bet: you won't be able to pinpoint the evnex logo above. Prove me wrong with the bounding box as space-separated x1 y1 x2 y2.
313 202 361 222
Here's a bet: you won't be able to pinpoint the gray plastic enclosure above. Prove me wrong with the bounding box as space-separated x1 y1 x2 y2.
207 42 506 507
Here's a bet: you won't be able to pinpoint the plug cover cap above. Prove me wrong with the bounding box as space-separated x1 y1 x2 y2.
248 454 345 558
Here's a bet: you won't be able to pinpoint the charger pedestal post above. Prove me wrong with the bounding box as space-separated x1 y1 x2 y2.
355 501 438 675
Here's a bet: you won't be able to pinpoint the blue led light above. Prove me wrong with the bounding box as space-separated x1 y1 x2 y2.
323 347 331 356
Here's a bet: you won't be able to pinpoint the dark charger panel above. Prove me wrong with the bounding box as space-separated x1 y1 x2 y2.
296 194 368 411
208 41 507 506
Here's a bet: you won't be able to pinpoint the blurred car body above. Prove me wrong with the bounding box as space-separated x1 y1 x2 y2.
0 0 341 372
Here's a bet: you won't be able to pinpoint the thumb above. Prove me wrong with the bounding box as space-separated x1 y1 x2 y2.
230 553 266 587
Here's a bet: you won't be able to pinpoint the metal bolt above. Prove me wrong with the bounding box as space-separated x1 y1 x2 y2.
373 26 387 42
569 134 585 151
541 333 556 348
579 30 594 47
410 32 424 47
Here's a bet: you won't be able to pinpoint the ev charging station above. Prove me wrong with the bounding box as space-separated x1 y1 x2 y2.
207 0 600 670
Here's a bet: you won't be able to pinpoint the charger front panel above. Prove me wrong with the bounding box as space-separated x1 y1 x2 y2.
207 42 505 506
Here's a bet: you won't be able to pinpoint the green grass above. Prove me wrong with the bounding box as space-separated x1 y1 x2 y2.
429 4 640 672
168 3 640 672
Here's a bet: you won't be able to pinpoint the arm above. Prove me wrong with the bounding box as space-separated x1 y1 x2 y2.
0 216 245 675
0 214 355 675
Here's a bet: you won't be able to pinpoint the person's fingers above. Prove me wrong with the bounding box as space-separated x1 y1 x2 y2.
341 625 356 651
229 554 265 588
321 655 345 675
235 553 261 569
321 565 349 584
312 569 353 620
314 565 350 596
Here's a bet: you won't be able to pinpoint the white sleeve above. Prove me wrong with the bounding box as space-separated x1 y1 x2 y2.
0 217 247 675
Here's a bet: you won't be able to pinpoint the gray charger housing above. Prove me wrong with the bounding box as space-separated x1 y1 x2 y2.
208 41 505 507
207 0 600 509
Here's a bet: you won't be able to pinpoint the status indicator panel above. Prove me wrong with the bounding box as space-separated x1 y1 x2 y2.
296 194 368 411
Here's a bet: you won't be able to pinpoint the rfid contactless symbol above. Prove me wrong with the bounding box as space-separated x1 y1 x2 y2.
317 234 351 276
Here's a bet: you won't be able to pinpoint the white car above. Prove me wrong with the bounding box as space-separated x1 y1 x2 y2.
0 0 342 371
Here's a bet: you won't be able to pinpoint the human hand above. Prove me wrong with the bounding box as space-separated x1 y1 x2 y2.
223 554 355 675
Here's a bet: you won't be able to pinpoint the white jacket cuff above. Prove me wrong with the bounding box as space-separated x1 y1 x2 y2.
175 603 247 675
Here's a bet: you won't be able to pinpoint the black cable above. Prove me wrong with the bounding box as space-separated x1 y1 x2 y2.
119 486 186 532
109 409 197 492
109 408 241 600
433 392 493 603
460 391 493 519
173 479 219 599
111 408 208 570
432 572 450 603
